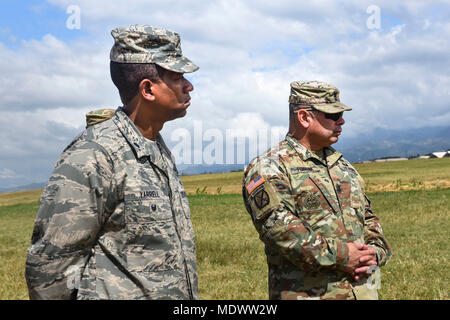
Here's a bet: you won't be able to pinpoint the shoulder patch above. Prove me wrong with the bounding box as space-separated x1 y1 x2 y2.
253 188 270 209
246 174 265 194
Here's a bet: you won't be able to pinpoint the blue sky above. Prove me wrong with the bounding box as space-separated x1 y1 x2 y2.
0 1 87 46
1 0 450 188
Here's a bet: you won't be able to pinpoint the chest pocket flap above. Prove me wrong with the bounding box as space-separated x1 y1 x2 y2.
307 176 340 214
124 190 172 222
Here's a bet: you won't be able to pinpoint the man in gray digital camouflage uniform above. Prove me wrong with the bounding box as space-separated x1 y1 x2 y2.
25 25 199 300
242 81 393 300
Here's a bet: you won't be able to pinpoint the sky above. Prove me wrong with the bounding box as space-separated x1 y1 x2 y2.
0 0 449 188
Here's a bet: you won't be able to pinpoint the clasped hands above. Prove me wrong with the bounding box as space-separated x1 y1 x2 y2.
344 243 378 282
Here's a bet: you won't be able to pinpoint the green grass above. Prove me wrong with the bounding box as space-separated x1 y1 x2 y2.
189 194 267 299
178 157 450 195
1 158 449 205
370 189 449 300
191 190 450 300
354 158 450 192
1 158 449 299
0 202 39 300
0 189 42 207
4 190 446 300
181 171 244 195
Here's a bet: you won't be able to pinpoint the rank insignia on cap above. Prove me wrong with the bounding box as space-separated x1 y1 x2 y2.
246 175 265 194
253 189 270 209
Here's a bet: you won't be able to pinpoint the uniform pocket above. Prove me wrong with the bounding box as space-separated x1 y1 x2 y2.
124 192 173 223
124 193 182 272
296 189 334 229
125 221 182 272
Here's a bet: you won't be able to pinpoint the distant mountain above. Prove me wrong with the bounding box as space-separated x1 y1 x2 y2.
0 182 46 194
176 125 450 174
177 164 244 176
1 125 449 193
335 125 450 163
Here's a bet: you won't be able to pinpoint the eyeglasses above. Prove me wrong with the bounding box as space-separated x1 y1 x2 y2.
296 107 344 121
303 108 343 121
323 111 343 121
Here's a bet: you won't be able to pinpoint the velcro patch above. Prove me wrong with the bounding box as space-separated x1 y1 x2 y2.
246 174 265 194
290 167 318 174
139 190 160 199
303 193 321 210
253 188 270 209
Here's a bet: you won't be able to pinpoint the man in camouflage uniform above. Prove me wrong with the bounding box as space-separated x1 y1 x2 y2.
242 81 392 300
25 25 199 300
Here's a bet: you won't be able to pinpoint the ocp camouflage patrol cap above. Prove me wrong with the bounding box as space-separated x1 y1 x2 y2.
289 81 352 114
110 24 199 73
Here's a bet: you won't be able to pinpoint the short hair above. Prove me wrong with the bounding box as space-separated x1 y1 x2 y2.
110 61 167 104
289 103 318 121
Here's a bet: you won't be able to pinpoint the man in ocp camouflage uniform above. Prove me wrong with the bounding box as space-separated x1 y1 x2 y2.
25 25 199 300
242 81 393 300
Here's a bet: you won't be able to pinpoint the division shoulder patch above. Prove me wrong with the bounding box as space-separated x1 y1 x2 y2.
246 174 265 194
253 188 270 209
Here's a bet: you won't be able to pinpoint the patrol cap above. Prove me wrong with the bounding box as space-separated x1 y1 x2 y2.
289 80 352 114
110 24 199 73
85 109 115 128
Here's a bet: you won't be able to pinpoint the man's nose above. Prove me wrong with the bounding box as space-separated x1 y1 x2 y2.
184 78 194 93
337 116 345 125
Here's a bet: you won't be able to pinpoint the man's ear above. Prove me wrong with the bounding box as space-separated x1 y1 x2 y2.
139 79 156 102
297 109 312 129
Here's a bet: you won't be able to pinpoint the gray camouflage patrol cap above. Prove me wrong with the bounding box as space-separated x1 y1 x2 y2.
289 80 352 114
110 24 199 73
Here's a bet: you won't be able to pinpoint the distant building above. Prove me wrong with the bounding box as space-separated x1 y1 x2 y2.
374 157 408 162
427 151 449 158
370 149 450 162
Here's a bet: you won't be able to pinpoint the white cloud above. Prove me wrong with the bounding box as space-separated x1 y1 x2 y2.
0 34 118 112
1 0 450 187
0 168 21 179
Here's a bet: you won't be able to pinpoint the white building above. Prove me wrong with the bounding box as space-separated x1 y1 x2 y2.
428 151 450 158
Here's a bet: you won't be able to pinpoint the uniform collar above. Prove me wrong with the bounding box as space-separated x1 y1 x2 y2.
285 133 342 167
113 107 172 170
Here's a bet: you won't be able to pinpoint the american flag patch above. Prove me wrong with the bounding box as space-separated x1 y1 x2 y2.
246 174 265 194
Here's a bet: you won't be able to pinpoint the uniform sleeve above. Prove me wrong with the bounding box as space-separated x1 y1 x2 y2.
363 195 393 267
25 140 114 300
242 159 350 273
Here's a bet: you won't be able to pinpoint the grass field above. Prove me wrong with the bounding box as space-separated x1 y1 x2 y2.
0 157 449 300
179 157 450 195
